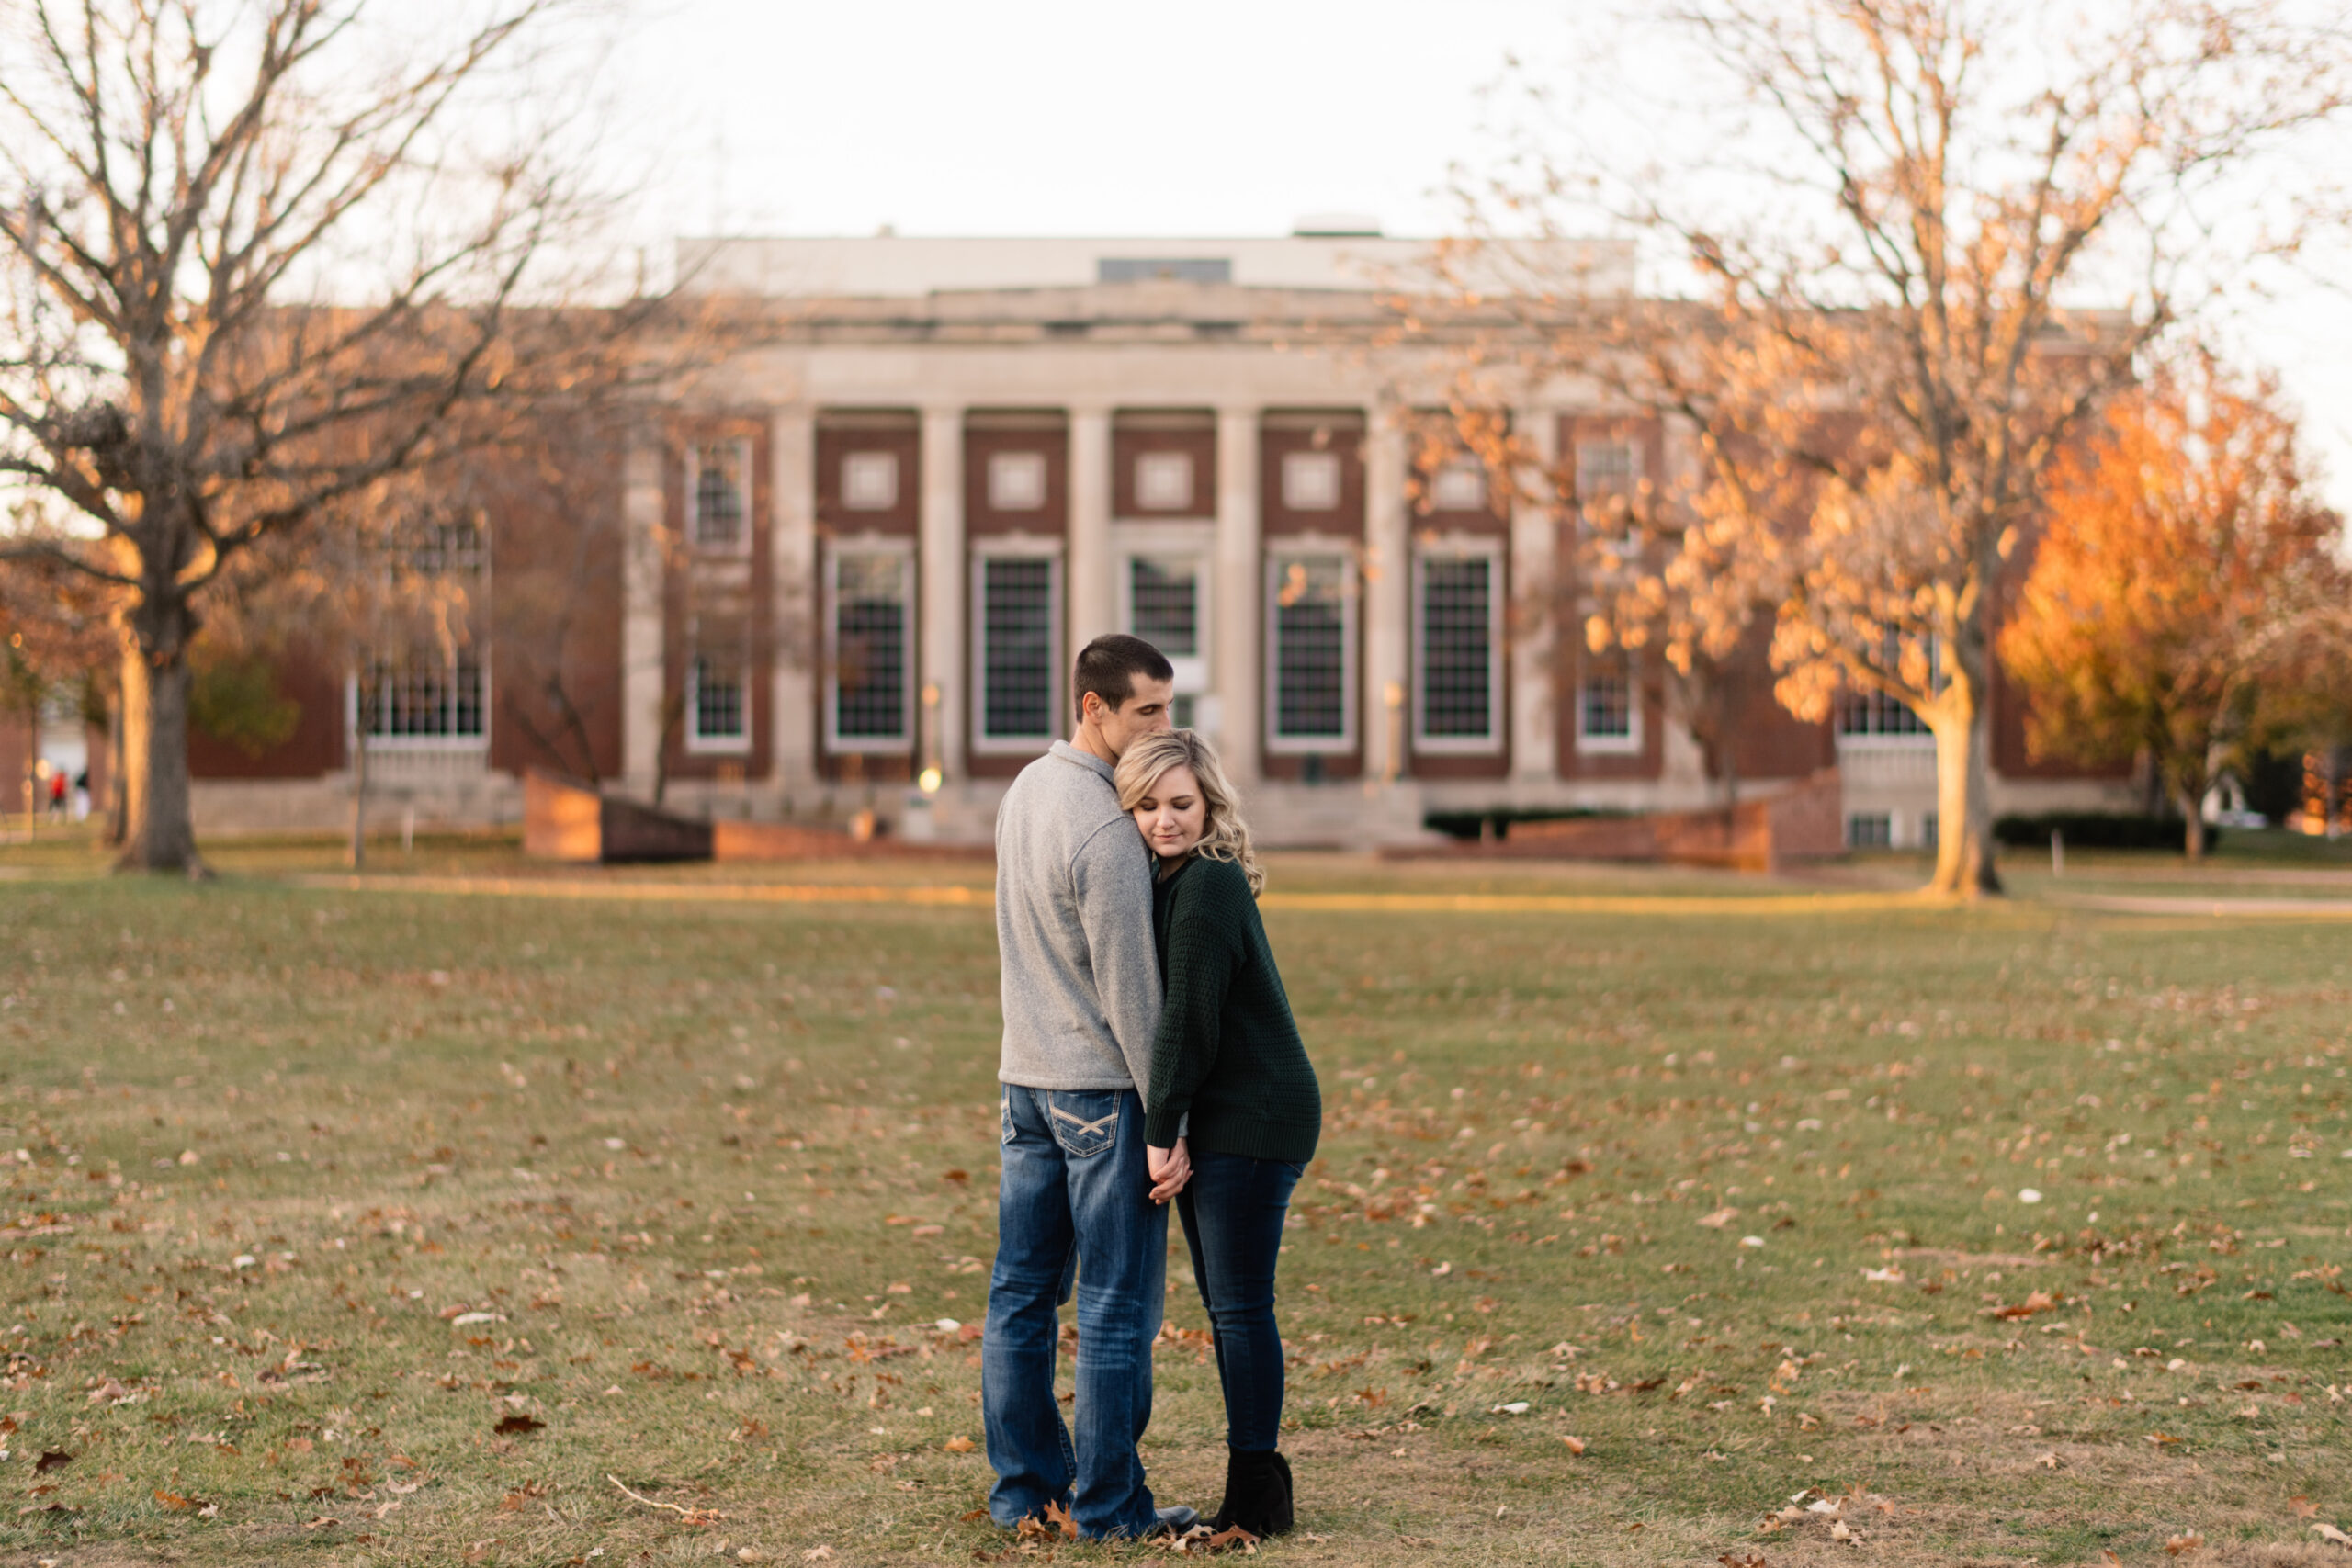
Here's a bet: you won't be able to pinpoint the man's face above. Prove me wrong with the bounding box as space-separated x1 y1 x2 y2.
1091 676 1177 759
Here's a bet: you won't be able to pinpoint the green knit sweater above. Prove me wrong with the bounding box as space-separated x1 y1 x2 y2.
1142 855 1322 1163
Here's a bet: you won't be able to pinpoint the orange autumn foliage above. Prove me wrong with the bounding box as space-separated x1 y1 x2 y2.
2000 357 2347 857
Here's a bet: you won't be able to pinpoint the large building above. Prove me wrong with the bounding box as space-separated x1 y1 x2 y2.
187 230 2132 847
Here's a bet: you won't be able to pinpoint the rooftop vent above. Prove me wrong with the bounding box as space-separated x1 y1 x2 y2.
1291 213 1383 237
1098 257 1232 285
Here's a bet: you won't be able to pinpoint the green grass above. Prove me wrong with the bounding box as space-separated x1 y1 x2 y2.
0 836 2348 1565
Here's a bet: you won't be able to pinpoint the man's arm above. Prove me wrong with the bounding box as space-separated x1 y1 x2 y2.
1070 818 1162 1094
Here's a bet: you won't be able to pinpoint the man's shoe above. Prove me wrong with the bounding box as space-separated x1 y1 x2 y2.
1152 1504 1201 1536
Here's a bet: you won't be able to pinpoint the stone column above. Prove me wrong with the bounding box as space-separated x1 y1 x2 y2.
769 405 817 801
1510 409 1558 784
618 426 667 798
1066 407 1114 651
1362 412 1410 784
1213 406 1261 783
919 407 966 784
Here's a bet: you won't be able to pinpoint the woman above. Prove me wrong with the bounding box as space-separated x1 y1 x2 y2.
1113 729 1320 1539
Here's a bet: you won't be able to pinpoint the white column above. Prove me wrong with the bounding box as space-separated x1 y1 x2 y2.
1363 413 1410 784
919 407 966 783
1510 409 1558 784
1066 408 1114 651
619 427 667 797
770 405 817 799
1213 407 1261 783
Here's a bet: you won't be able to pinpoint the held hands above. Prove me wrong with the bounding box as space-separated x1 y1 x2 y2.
1146 1137 1192 1204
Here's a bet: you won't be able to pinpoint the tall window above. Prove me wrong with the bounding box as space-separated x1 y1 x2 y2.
1837 634 1937 738
1576 440 1638 536
1128 557 1198 658
1414 547 1501 751
361 655 485 743
827 547 913 750
1266 553 1353 750
1577 651 1637 751
975 553 1060 746
691 440 752 550
687 613 750 750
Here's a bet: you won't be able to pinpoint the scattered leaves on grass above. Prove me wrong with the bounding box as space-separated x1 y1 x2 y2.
2165 1532 2205 1556
493 1415 544 1436
1720 1555 1770 1568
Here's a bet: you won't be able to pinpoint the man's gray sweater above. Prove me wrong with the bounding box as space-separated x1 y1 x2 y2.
994 740 1162 1093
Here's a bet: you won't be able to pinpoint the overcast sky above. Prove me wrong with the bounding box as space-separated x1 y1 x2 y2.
606 0 2352 513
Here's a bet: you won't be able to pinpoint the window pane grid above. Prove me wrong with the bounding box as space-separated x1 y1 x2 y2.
692 656 746 740
693 442 747 548
1128 558 1198 657
1838 691 1929 736
832 554 910 742
981 558 1056 739
1418 556 1493 740
364 657 484 739
1580 659 1634 740
1272 557 1348 740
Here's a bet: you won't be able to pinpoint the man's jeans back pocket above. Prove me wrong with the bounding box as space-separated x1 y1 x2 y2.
1046 1092 1119 1159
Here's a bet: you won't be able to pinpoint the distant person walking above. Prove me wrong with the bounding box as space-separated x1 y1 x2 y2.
983 634 1193 1540
1114 728 1320 1539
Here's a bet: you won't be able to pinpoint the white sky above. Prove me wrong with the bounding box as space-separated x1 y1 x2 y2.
607 0 2352 514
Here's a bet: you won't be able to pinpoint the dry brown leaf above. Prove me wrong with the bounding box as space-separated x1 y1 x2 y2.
1719 1555 1770 1568
943 1435 975 1453
1562 1435 1587 1455
2314 1523 2352 1549
1044 1500 1080 1541
2165 1532 2205 1556
492 1414 543 1436
35 1451 74 1473
2290 1498 2320 1519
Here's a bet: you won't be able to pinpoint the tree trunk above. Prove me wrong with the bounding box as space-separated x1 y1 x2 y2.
1928 684 2002 898
2174 772 2211 862
105 688 128 846
116 612 203 874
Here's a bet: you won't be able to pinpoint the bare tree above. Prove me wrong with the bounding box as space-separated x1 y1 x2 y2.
0 0 628 873
1449 0 2352 896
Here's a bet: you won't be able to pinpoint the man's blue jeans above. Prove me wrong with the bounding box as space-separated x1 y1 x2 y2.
983 1086 1169 1539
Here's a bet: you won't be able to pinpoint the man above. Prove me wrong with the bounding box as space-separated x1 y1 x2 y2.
985 633 1191 1540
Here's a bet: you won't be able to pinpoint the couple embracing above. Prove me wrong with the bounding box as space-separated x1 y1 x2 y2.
984 635 1321 1540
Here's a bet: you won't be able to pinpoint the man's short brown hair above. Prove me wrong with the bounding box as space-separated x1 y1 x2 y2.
1074 634 1174 719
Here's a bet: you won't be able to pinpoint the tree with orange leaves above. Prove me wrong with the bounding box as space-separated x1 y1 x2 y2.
1999 355 2347 859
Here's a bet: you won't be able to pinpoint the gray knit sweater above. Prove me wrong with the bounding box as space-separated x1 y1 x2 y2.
993 741 1163 1092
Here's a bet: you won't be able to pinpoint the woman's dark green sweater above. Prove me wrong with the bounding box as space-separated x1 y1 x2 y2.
1142 855 1321 1163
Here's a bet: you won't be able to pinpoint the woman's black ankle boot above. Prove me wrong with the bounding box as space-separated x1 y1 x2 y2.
1210 1449 1294 1537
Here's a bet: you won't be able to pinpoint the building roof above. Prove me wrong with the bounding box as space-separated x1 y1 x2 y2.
673 233 1634 301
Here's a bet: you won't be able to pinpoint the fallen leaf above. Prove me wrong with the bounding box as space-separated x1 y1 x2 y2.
802 1549 833 1562
943 1435 975 1453
2165 1532 2204 1556
1720 1555 1770 1568
305 1516 340 1531
492 1415 544 1436
1830 1520 1860 1543
1698 1207 1739 1228
2291 1498 2320 1519
1562 1436 1587 1455
35 1450 74 1473
960 1507 989 1523
2314 1522 2352 1548
153 1490 192 1511
1043 1499 1079 1540
2037 1452 2060 1469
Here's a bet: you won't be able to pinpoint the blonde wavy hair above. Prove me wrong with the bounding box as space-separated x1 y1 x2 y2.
1113 728 1264 897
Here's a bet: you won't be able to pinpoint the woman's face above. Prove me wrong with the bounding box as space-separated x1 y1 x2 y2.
1131 763 1207 863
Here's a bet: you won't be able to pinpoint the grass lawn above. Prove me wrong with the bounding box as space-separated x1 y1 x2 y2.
0 834 2347 1566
